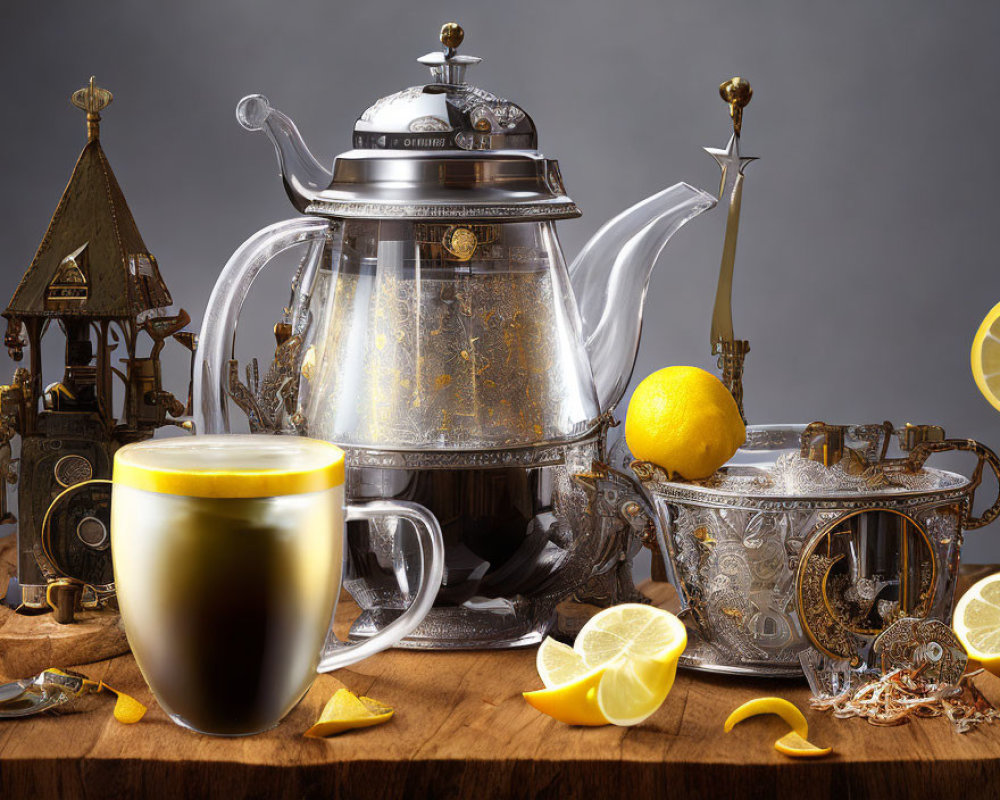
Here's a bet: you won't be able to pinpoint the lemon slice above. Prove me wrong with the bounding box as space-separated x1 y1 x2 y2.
952 571 1000 677
523 666 610 726
724 697 809 737
577 604 686 726
774 731 832 758
304 689 394 738
971 301 1000 413
536 636 589 688
574 603 688 668
596 651 679 726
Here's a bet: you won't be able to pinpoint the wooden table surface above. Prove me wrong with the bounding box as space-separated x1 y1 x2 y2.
3 571 1000 799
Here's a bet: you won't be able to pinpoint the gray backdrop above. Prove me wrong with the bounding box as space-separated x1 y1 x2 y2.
2 1 999 569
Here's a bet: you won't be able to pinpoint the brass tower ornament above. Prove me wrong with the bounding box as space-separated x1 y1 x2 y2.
0 79 195 617
705 77 756 424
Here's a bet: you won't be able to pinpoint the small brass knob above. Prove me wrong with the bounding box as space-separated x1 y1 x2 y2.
440 22 464 50
719 77 752 135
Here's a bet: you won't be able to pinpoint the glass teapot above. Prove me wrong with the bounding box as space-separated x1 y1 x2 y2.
193 23 715 447
191 23 715 649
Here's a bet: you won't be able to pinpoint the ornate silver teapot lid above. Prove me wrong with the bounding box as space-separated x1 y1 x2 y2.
237 22 579 221
354 22 538 153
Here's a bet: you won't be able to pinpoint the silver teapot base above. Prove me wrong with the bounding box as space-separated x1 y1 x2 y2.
347 604 547 650
342 435 647 650
676 630 804 678
678 658 803 680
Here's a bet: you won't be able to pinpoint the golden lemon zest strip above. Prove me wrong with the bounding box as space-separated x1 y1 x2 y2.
774 731 832 758
98 682 147 724
304 688 394 738
723 697 809 738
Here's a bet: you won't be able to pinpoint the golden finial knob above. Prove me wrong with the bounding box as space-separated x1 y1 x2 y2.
719 77 752 136
440 22 464 51
70 77 113 142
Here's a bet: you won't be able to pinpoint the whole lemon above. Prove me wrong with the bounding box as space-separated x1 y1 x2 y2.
625 366 745 480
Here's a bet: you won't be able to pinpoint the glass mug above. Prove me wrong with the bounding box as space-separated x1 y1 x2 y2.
110 435 444 736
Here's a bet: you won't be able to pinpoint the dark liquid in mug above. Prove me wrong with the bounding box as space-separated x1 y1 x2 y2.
113 491 340 736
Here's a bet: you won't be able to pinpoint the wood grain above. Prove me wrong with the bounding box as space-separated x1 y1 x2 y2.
2 543 1000 799
0 535 129 678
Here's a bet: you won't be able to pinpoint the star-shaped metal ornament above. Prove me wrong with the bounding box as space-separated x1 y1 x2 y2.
704 133 757 200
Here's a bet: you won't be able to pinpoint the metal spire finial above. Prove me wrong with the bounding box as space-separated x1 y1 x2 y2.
418 23 481 85
705 77 756 424
70 77 113 142
719 77 752 136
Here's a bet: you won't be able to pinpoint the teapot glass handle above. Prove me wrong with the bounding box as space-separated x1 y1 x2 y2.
192 217 332 434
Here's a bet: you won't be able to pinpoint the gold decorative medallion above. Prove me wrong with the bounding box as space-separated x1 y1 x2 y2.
442 226 478 261
53 454 93 488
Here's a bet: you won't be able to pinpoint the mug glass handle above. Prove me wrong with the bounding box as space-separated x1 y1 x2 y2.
317 500 444 673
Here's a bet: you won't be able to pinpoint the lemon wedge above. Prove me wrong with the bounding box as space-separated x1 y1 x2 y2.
524 603 687 727
774 731 832 758
952 571 1000 677
304 689 394 738
972 301 1000 413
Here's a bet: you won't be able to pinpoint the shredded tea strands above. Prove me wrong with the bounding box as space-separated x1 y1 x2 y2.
809 668 1000 734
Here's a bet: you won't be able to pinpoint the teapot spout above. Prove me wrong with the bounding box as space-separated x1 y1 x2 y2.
570 183 716 414
236 94 333 213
